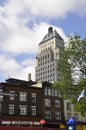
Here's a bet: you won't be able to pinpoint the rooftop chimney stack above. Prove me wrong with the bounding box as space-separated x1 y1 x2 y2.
28 73 31 81
48 27 53 34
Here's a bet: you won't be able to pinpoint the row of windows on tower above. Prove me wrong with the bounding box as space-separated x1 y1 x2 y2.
38 54 50 61
40 41 54 51
36 70 60 82
36 78 55 83
38 60 50 66
36 74 55 82
36 74 55 81
36 64 55 70
36 70 55 76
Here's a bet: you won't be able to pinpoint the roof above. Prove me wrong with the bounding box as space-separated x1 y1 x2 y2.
39 27 63 45
6 78 37 86
0 78 53 89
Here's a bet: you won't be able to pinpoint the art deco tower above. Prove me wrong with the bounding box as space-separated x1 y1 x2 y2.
35 27 64 82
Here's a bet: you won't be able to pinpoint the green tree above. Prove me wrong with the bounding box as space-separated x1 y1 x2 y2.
53 35 86 116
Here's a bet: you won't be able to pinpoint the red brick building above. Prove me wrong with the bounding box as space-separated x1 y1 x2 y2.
0 78 65 128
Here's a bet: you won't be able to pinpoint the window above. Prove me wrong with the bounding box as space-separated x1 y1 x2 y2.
55 90 58 96
67 113 71 120
19 92 27 101
55 111 61 120
74 114 78 121
67 102 71 111
52 88 54 96
9 91 15 100
9 104 14 114
55 100 61 108
44 87 47 95
0 96 3 101
0 103 2 113
48 88 51 95
45 99 51 107
31 93 36 102
45 111 51 119
31 106 36 115
19 105 27 115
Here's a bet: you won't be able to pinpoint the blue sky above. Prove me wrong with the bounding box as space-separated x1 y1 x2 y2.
0 0 86 81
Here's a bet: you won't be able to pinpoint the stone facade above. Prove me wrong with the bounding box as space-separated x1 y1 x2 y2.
35 27 64 82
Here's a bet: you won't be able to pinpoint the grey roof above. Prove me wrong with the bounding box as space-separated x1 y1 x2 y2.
39 29 63 45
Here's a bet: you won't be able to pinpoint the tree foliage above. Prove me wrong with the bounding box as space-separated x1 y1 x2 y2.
53 35 86 116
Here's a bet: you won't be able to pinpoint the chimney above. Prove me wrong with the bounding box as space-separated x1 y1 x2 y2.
28 73 31 81
48 27 53 34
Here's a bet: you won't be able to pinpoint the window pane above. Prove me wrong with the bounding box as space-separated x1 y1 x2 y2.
31 106 36 115
9 104 14 114
19 92 27 101
31 93 36 102
74 114 78 121
9 91 15 100
55 111 61 120
45 99 51 107
67 102 71 111
55 100 61 108
48 88 51 95
45 111 51 119
67 113 71 120
44 87 47 95
19 105 27 115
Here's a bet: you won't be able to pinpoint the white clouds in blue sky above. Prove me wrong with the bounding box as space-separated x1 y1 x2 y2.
0 0 86 81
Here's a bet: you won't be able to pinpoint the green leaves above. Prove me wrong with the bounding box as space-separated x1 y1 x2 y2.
53 35 86 115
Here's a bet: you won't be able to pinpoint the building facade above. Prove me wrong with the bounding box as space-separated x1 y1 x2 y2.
35 27 64 82
64 100 86 130
0 78 64 128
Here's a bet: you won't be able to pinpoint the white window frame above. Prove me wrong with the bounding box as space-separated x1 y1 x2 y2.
0 95 3 102
74 113 78 121
44 87 47 95
67 113 71 120
9 104 14 114
31 93 36 102
55 100 61 108
0 103 2 113
45 99 51 107
9 91 15 100
54 90 58 96
31 106 36 116
66 102 71 111
19 92 27 101
55 111 61 120
45 110 51 119
48 88 51 95
19 105 27 115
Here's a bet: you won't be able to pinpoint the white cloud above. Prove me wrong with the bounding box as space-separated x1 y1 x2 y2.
0 54 35 81
0 0 85 55
23 0 86 17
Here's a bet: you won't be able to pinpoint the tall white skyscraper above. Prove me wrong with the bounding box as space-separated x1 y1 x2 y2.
35 27 64 83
